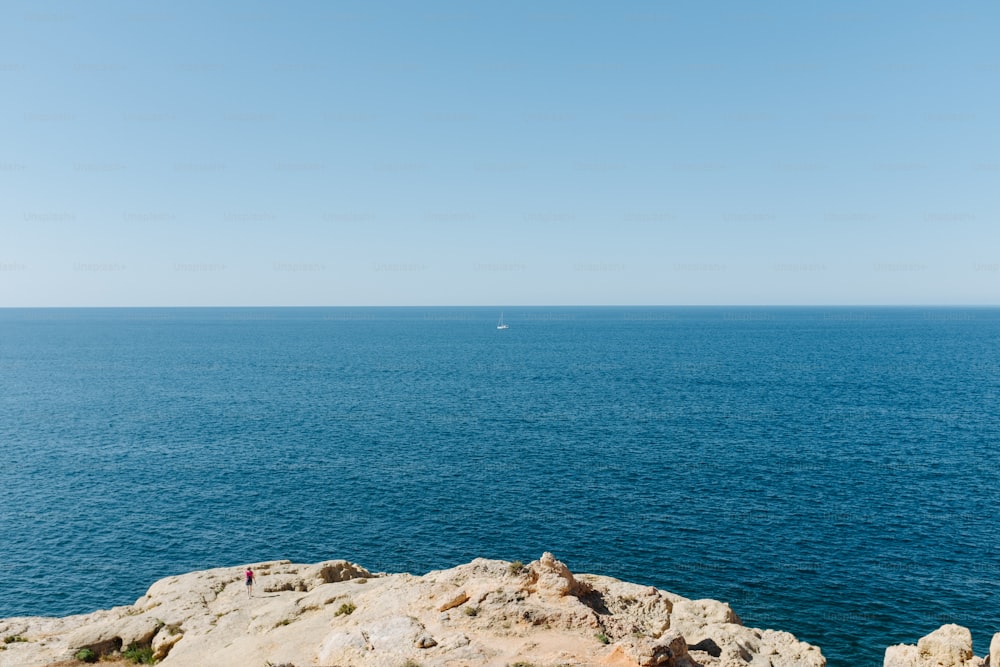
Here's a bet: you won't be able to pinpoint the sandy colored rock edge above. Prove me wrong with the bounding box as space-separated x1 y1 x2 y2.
0 552 831 667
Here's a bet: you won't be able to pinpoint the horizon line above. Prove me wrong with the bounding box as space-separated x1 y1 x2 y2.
2 304 999 310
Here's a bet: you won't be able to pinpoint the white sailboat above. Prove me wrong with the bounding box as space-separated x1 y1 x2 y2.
496 312 509 330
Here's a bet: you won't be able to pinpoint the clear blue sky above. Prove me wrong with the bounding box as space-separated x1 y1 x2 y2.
1 0 997 306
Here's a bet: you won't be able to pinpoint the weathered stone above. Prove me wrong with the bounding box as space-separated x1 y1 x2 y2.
315 560 372 584
65 622 123 658
918 623 974 665
600 630 691 667
884 643 920 667
885 624 994 667
362 615 425 650
438 589 469 612
527 551 591 597
670 598 743 648
0 554 830 667
438 632 470 649
65 614 161 658
673 598 740 628
151 624 183 661
758 629 827 667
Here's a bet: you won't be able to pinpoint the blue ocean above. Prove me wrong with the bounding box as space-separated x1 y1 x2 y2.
1 307 998 665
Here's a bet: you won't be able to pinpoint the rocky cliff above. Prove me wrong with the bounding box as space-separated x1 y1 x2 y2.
7 554 988 667
0 552 984 667
0 553 824 667
884 624 999 667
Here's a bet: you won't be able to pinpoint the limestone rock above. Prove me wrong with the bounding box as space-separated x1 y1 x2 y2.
438 589 469 611
673 599 740 629
991 632 1000 666
670 598 742 650
919 624 975 665
885 643 921 667
884 625 989 667
670 603 824 667
64 622 125 658
151 624 184 661
65 614 162 657
607 629 692 666
314 559 372 583
0 553 828 667
758 629 828 667
526 551 591 597
578 575 674 641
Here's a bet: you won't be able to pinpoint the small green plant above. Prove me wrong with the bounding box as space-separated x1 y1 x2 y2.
123 642 156 664
3 636 28 644
508 560 526 575
165 623 182 636
274 618 292 627
509 662 537 667
400 660 423 667
463 605 479 617
74 647 97 662
334 601 356 616
596 631 610 644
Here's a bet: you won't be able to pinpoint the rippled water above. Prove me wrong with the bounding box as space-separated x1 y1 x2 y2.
1 307 998 665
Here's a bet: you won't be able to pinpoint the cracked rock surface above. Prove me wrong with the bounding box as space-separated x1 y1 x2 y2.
0 553 829 667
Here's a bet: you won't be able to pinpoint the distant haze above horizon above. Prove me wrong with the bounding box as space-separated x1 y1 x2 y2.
1 1 997 307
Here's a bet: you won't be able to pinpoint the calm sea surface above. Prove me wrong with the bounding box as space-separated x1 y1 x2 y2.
1 307 998 665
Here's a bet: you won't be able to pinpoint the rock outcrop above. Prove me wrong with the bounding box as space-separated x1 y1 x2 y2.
884 624 1000 667
0 553 829 666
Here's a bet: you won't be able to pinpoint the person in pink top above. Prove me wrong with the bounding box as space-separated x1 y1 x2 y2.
244 567 255 598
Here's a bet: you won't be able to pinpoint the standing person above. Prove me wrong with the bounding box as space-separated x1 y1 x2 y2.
244 567 255 598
